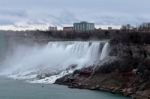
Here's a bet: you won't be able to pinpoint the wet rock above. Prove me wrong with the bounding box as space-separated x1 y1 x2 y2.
55 32 150 99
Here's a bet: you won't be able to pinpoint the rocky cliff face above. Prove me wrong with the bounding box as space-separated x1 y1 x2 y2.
55 32 150 99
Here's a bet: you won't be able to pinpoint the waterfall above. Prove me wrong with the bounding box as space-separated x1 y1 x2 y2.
100 42 110 60
0 41 109 84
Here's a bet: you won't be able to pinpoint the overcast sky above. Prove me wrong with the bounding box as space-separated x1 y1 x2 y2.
0 0 150 27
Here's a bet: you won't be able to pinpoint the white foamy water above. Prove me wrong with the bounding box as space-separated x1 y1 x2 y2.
0 41 109 84
100 43 110 60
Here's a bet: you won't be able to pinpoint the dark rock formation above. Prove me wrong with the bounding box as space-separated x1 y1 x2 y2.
55 32 150 99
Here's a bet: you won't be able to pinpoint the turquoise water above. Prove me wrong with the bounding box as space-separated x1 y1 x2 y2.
0 77 130 99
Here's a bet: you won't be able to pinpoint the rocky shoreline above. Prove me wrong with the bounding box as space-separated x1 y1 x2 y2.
55 32 150 99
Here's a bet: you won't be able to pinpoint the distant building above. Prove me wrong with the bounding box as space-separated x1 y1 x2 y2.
63 27 73 32
73 21 95 32
0 33 5 57
49 26 57 31
108 27 112 30
138 23 150 32
121 24 132 30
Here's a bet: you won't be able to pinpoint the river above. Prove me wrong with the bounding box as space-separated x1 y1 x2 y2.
0 76 129 99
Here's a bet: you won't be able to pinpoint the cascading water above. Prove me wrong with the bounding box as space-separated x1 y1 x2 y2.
100 42 109 60
0 41 109 84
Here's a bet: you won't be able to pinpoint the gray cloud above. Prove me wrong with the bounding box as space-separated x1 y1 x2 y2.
0 9 27 17
0 0 150 26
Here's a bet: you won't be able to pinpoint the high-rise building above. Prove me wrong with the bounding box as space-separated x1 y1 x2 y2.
73 21 95 32
0 32 5 57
